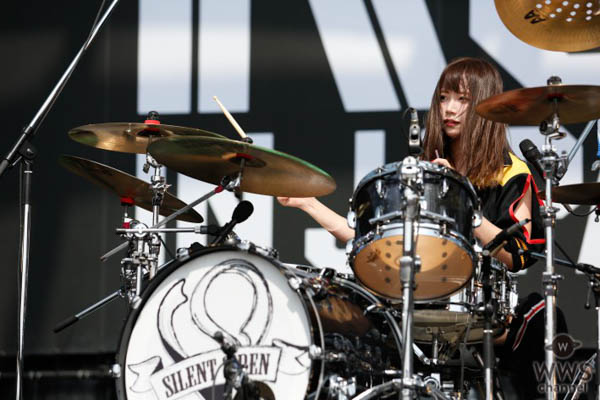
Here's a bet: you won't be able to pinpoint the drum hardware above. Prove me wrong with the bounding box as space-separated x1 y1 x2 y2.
58 155 204 223
68 121 226 154
0 1 123 398
493 0 600 52
101 174 237 262
212 331 264 400
475 83 600 126
349 159 479 301
146 134 337 198
328 376 357 400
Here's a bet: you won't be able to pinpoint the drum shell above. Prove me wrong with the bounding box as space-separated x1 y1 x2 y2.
115 247 400 400
349 161 479 301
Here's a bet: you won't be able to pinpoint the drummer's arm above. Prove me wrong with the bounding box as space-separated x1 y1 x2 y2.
474 186 533 271
277 197 355 242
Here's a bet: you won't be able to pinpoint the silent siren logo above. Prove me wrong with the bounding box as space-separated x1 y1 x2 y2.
125 259 311 400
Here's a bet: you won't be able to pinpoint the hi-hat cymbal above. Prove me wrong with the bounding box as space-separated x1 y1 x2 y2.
59 155 204 223
147 136 337 197
68 122 226 154
541 183 600 205
476 84 600 125
495 0 600 52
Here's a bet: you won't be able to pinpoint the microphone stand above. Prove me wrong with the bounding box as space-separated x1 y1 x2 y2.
0 2 122 399
479 250 496 400
213 332 260 400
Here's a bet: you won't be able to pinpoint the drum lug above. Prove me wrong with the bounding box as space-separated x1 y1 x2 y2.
347 210 356 229
328 376 357 400
287 276 302 290
375 178 385 199
439 178 449 198
309 344 323 360
109 363 121 379
472 209 482 228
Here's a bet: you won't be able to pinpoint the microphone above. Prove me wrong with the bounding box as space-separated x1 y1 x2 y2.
519 139 545 180
483 218 530 256
408 107 422 156
211 200 254 245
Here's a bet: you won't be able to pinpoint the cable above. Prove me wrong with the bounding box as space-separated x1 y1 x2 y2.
554 239 577 267
562 204 598 217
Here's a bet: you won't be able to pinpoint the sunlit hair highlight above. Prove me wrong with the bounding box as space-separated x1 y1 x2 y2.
423 57 510 188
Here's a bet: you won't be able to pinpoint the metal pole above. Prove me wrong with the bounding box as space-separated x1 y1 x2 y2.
542 136 559 400
399 157 420 400
16 161 33 400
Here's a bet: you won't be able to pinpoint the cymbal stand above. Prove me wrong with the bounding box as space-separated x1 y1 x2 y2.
144 153 168 279
101 175 237 263
398 156 423 400
539 77 568 400
0 1 122 398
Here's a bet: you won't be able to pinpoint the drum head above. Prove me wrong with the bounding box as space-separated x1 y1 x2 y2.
353 230 473 300
116 247 313 400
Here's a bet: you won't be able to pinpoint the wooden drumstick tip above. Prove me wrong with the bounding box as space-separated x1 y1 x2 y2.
213 95 247 139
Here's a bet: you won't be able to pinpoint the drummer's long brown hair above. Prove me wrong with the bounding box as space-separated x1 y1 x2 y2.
423 57 510 188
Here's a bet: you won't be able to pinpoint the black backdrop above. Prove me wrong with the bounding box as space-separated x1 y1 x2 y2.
1 0 598 361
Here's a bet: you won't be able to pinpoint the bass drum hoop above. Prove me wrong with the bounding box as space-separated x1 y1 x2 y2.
114 245 319 400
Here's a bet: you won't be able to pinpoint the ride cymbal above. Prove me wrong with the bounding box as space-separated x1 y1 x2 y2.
147 136 337 197
59 155 204 223
69 122 226 154
476 84 600 125
495 0 600 52
541 183 600 205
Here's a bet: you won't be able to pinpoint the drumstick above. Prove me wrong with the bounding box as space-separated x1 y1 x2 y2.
435 149 440 159
213 96 247 139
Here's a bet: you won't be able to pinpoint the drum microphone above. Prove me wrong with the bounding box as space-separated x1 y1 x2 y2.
211 200 254 245
519 139 545 180
408 107 423 156
482 218 530 256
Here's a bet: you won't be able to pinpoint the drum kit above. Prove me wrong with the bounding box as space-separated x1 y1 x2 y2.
4 1 600 400
41 72 600 400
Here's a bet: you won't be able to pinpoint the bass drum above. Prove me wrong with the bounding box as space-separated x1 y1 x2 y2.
115 246 401 400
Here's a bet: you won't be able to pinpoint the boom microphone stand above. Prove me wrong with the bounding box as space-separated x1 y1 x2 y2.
0 2 122 398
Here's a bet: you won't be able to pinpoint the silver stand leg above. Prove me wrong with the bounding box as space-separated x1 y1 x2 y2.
540 116 565 400
399 157 421 400
16 161 33 400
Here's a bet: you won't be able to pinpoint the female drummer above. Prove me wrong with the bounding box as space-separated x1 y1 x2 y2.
278 57 565 398
279 57 543 272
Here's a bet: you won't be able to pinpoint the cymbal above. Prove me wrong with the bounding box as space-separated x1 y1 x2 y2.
59 155 204 223
68 122 226 154
476 84 600 125
542 183 600 205
147 136 337 197
495 0 600 52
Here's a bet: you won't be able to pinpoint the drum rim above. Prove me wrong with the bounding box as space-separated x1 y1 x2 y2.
114 245 315 400
349 225 476 302
350 160 480 209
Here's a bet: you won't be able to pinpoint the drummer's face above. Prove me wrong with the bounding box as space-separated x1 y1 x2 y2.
440 86 470 139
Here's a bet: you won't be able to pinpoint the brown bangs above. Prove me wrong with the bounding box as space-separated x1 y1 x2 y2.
423 57 510 188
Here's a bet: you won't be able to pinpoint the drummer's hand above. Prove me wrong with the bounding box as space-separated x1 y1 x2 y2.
277 196 314 210
431 158 454 170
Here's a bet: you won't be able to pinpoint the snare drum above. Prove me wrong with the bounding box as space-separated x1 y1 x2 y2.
348 160 480 300
413 259 518 357
116 246 401 400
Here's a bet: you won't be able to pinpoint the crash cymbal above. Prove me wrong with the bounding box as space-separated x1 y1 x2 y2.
68 122 226 154
147 136 337 197
541 183 600 205
476 84 600 125
495 0 600 52
59 155 204 223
